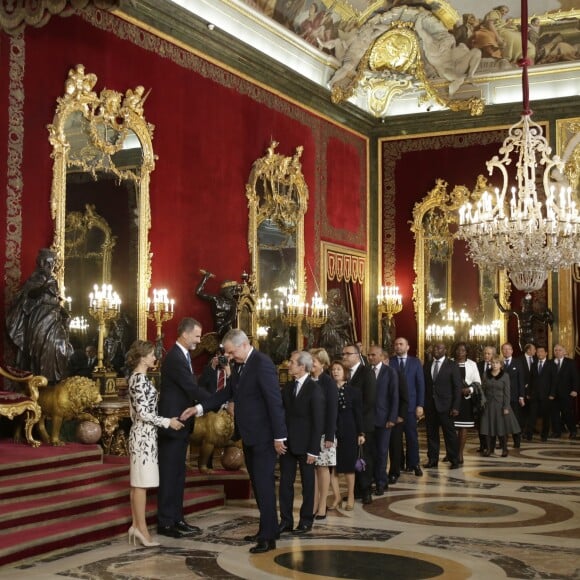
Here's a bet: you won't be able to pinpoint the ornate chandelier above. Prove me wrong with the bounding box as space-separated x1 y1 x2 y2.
457 1 580 293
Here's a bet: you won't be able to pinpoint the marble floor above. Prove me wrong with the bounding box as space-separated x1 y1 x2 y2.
2 432 579 580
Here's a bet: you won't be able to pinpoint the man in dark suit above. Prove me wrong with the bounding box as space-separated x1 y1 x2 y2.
67 344 97 378
367 346 398 495
476 346 496 452
157 317 209 538
278 351 324 535
391 337 424 477
182 329 287 554
501 342 526 448
342 343 376 504
423 342 462 469
525 345 555 441
550 344 578 439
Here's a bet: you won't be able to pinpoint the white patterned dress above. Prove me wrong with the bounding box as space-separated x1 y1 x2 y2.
128 372 170 488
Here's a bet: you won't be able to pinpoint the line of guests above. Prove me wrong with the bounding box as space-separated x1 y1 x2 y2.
423 341 579 470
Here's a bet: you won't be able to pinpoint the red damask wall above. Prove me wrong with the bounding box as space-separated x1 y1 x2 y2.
0 8 368 355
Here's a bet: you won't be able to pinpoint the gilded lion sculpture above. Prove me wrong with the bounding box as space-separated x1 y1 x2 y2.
38 376 102 445
190 408 237 473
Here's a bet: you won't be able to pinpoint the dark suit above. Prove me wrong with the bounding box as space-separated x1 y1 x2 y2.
388 364 409 478
503 357 526 444
67 349 97 378
317 371 338 444
279 376 324 529
424 357 462 465
391 355 424 470
158 344 209 528
373 363 399 488
201 348 287 541
526 358 556 440
349 363 377 497
550 357 579 437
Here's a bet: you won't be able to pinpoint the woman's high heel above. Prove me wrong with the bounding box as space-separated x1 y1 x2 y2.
132 527 160 547
128 526 135 544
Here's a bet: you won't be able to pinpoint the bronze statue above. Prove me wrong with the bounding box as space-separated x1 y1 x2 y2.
6 248 73 383
319 288 354 361
494 292 554 352
196 270 240 339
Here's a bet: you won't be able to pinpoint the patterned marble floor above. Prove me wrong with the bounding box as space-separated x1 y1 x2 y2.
2 432 579 580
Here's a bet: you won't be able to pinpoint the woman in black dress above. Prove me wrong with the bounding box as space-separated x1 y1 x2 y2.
329 361 364 511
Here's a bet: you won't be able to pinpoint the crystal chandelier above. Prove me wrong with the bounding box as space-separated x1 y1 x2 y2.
457 1 580 293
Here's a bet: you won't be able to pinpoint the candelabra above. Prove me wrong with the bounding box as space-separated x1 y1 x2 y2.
377 285 403 350
304 292 329 328
425 324 456 343
88 284 121 371
256 293 273 326
444 308 472 342
279 287 305 327
147 288 175 346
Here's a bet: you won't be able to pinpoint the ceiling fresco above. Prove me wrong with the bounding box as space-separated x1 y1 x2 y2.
237 0 580 115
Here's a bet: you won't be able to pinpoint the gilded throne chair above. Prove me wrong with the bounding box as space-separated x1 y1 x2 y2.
0 366 48 447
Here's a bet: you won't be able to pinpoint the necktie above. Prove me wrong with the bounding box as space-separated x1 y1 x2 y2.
556 359 561 372
217 369 225 391
506 358 511 368
186 351 193 373
433 359 440 380
486 363 490 372
372 365 379 378
399 358 405 371
538 360 543 372
293 380 300 398
528 357 533 369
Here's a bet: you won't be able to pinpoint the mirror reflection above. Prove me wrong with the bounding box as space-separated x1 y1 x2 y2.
412 178 503 359
247 141 308 361
49 65 155 360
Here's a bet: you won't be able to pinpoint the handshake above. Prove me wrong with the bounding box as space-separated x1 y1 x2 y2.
179 406 198 421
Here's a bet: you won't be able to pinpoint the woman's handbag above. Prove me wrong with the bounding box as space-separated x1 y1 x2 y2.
354 444 366 472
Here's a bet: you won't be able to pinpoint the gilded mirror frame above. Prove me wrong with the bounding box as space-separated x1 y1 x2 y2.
411 177 507 358
48 64 155 339
246 141 308 339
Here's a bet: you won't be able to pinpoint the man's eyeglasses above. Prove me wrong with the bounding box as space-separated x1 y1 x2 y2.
342 352 358 356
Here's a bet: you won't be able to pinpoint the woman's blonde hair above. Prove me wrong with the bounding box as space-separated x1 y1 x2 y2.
309 348 330 368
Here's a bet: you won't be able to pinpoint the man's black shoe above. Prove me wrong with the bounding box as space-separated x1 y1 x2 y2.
375 484 386 495
157 525 185 538
423 461 438 468
388 474 398 484
175 520 201 535
278 523 293 535
249 539 276 553
244 533 260 542
449 463 460 469
404 466 413 473
292 524 312 535
362 494 373 505
413 466 424 476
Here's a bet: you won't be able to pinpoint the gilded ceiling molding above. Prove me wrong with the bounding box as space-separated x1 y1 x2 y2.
4 32 25 308
0 0 118 34
380 128 508 282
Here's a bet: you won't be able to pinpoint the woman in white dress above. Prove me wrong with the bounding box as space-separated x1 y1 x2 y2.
126 340 184 546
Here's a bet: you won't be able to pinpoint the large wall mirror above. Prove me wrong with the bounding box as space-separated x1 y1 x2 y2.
411 178 507 359
49 64 155 346
246 141 308 360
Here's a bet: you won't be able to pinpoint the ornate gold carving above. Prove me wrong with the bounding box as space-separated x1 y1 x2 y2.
0 0 119 35
333 19 484 118
411 177 500 357
65 204 116 283
0 366 47 447
555 118 580 355
369 25 418 74
48 65 155 339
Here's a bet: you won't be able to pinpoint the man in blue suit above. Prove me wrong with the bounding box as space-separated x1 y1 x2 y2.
158 317 210 538
368 346 398 495
182 329 287 554
392 337 425 476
